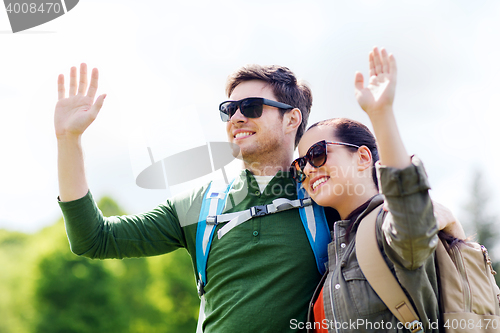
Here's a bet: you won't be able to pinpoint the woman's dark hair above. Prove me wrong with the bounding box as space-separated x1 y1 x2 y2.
438 230 465 248
308 118 380 189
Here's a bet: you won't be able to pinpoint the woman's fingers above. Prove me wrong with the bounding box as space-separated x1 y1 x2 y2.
389 53 397 77
369 51 376 77
380 48 390 74
372 47 383 75
371 46 395 76
354 71 364 92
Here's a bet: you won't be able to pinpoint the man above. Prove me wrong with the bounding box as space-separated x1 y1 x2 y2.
55 63 319 332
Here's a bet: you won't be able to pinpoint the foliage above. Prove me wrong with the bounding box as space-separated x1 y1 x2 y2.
464 171 499 251
34 250 128 333
0 230 33 333
462 170 500 286
0 196 199 333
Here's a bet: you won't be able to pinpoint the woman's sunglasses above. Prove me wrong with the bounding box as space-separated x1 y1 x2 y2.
219 97 294 122
291 140 360 182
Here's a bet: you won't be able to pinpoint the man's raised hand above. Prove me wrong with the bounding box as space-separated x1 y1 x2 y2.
54 63 106 139
354 47 397 117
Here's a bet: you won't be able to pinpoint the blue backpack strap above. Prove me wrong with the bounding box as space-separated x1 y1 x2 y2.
196 179 234 296
297 183 331 275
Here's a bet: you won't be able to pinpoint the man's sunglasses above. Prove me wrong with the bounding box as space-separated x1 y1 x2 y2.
219 97 294 122
291 140 360 182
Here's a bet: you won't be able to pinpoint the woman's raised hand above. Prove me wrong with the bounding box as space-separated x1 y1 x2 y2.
354 47 397 118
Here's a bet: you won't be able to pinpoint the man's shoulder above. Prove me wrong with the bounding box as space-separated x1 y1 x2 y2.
167 181 212 228
170 172 250 227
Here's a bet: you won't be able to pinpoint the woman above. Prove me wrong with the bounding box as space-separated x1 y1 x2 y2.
291 47 464 332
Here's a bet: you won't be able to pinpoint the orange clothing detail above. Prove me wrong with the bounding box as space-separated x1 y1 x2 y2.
312 287 328 333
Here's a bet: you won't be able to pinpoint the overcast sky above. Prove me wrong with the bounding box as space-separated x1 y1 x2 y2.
1 0 500 244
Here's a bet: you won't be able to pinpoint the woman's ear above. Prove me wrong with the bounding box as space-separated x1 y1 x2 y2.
284 108 302 134
357 146 372 171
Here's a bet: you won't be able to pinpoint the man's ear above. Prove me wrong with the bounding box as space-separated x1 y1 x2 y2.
284 108 302 135
357 146 372 171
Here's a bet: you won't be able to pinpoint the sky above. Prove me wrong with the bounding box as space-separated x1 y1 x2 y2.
1 0 500 249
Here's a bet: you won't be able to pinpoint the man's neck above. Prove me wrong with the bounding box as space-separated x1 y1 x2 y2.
242 156 292 177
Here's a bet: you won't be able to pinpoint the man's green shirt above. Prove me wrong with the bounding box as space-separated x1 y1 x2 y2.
59 170 322 332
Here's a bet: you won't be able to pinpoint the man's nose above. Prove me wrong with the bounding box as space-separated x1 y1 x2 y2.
230 108 247 123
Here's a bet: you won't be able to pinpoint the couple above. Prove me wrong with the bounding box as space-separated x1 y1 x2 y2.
55 47 464 332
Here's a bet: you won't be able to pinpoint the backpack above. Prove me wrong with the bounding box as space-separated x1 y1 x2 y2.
195 180 331 332
357 207 500 333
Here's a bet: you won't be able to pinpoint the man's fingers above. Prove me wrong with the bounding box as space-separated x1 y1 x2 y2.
368 51 376 77
380 48 390 73
69 66 77 96
57 74 65 100
77 63 88 95
354 71 364 92
90 94 106 119
87 68 99 99
372 47 382 75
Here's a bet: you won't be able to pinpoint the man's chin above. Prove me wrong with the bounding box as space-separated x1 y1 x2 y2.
238 147 261 163
234 141 255 155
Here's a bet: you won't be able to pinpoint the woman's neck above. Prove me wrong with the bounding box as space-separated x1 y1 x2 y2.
335 188 379 220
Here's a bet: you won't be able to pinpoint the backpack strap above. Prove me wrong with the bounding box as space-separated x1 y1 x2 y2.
356 207 424 333
195 179 331 332
212 183 330 275
215 197 313 238
297 183 331 275
196 179 332 295
196 180 235 297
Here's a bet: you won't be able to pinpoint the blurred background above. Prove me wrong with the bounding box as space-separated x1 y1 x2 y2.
1 0 499 331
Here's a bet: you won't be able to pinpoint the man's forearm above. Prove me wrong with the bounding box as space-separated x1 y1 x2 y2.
57 134 89 202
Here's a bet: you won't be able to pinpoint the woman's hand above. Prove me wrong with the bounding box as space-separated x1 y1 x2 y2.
355 47 410 169
354 47 397 118
433 201 466 240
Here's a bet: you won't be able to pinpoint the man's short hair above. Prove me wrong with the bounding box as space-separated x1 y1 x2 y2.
225 65 312 148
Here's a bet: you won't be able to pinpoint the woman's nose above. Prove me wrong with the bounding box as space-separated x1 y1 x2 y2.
303 160 316 178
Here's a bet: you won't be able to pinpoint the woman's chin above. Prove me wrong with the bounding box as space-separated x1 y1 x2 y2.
310 191 337 209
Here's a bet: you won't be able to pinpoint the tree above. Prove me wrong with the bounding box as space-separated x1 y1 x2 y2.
0 230 32 333
146 250 199 333
462 170 500 286
34 250 128 333
32 195 199 332
94 195 199 331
